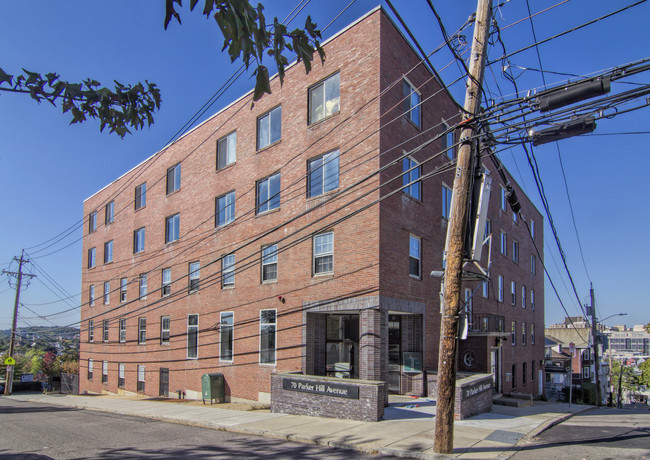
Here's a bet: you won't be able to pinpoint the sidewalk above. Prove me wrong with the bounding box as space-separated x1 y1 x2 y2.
6 393 592 459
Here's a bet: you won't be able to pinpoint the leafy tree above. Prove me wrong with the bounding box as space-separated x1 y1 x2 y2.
1 1 324 137
611 359 639 393
639 359 650 387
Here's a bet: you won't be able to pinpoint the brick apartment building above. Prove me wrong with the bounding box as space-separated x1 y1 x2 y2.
80 7 544 404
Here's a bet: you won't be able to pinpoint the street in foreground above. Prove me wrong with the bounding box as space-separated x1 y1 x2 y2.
511 407 650 460
0 398 392 459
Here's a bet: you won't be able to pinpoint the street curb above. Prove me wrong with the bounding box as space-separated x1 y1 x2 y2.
521 405 595 441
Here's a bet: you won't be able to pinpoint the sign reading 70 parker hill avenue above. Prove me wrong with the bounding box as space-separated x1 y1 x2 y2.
283 377 360 399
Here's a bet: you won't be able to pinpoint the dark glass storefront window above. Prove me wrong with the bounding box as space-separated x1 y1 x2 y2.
325 315 359 379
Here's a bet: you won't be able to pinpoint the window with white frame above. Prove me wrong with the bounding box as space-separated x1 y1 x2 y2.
512 240 519 263
482 281 489 298
583 367 590 379
498 275 504 302
102 360 108 383
257 172 281 214
88 359 94 380
308 150 339 198
138 317 146 344
104 240 113 264
165 213 180 243
313 232 334 275
511 321 516 345
216 191 235 226
522 322 527 346
139 273 147 298
403 79 421 128
260 309 276 364
409 235 421 279
161 316 170 344
217 131 236 169
119 318 126 343
89 211 97 233
500 186 507 212
222 254 235 287
187 314 198 359
133 227 145 254
220 312 234 362
402 157 421 200
135 183 146 210
522 285 526 308
118 363 125 387
88 247 96 268
166 163 181 195
103 319 109 343
189 262 200 293
511 280 516 305
120 278 127 303
261 244 278 282
162 268 171 297
137 365 145 392
105 201 114 224
103 281 110 305
309 72 340 124
88 320 94 342
89 285 95 307
257 106 281 149
442 185 452 220
531 255 536 274
500 231 507 256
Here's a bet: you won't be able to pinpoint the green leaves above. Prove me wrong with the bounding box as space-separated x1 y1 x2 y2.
0 67 161 138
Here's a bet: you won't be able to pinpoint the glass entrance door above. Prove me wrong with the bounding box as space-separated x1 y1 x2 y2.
325 315 359 379
388 315 401 393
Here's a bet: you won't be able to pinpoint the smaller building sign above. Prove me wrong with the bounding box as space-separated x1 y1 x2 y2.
21 373 34 383
463 380 492 399
283 377 359 399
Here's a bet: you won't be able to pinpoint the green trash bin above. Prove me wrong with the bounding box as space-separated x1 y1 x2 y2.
202 373 225 404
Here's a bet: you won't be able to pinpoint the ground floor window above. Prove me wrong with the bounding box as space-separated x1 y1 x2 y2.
260 309 276 364
326 314 359 379
118 363 125 388
137 365 145 393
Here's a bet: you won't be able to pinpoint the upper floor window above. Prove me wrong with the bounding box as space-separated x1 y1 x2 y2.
88 247 96 269
512 240 519 263
88 320 94 342
443 123 455 159
257 172 281 214
498 275 504 302
104 240 113 264
500 186 507 212
138 317 146 344
222 254 235 287
103 281 110 305
522 285 526 308
89 285 95 307
216 191 235 227
161 316 170 344
402 157 421 200
313 232 334 275
165 213 180 243
103 319 109 343
120 278 127 303
531 255 536 274
482 281 489 298
166 163 181 195
484 219 492 241
307 150 339 198
89 211 97 233
402 79 421 128
217 131 236 169
162 268 171 297
257 106 281 150
133 227 145 254
530 218 535 239
500 231 507 256
522 322 527 346
442 185 452 220
119 318 126 343
139 273 147 298
531 289 535 310
511 280 516 305
511 321 516 345
189 262 200 293
409 235 421 279
261 244 278 282
309 72 340 124
135 183 146 210
512 210 518 223
531 323 535 345
105 201 114 224
187 314 199 359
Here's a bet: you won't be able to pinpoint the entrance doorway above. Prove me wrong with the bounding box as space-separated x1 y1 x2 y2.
388 315 401 393
159 368 169 397
490 348 501 393
325 315 359 379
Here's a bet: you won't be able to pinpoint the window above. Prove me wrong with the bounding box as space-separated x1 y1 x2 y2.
120 278 127 303
522 362 527 385
308 150 339 197
409 235 421 279
313 232 334 275
103 281 110 305
531 323 535 345
512 240 519 263
89 285 95 307
187 314 198 359
104 240 113 264
137 365 145 393
102 361 108 383
531 289 535 310
139 273 147 298
103 319 109 343
532 360 536 381
88 320 94 342
161 268 171 297
89 211 97 233
161 316 170 344
403 79 421 128
443 122 455 159
500 231 507 256
512 210 518 223
261 244 278 282
88 359 94 380
257 106 281 149
482 281 489 298
530 218 535 239
484 219 492 241
165 213 180 243
189 262 200 293
522 285 526 308
583 367 590 379
118 363 125 388
220 312 234 362
512 364 517 388
260 309 276 364
442 185 452 219
531 255 536 274
135 183 146 210
257 172 281 214
88 247 96 269
217 131 236 169
498 276 504 302
133 227 145 254
216 191 235 226
402 157 421 200
138 318 146 344
500 186 507 212
105 201 114 224
222 254 235 287
309 72 340 124
119 318 126 343
522 322 527 346
511 280 516 305
511 321 516 345
166 163 181 194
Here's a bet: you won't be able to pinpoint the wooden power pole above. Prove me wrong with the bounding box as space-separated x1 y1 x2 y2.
434 0 492 454
589 284 602 406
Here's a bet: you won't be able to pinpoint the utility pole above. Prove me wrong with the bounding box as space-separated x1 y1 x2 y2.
434 0 492 454
588 284 602 406
2 250 35 395
617 357 624 409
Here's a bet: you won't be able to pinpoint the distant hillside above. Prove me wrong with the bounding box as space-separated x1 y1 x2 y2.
0 326 79 354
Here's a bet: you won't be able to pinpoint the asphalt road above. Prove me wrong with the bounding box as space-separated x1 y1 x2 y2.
511 406 650 460
0 398 391 459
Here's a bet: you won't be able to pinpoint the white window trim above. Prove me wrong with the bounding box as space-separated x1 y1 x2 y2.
261 244 278 282
308 72 340 125
187 314 199 360
257 105 282 150
217 131 237 169
259 309 277 366
313 232 334 276
403 77 422 129
409 234 422 279
222 254 235 287
220 311 234 363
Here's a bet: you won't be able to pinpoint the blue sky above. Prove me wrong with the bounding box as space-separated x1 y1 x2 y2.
1 0 649 330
